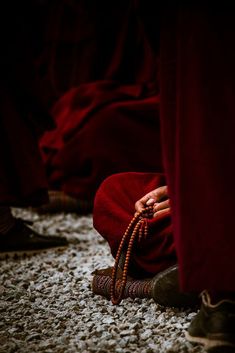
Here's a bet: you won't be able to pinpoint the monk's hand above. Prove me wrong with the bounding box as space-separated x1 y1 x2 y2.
135 185 170 218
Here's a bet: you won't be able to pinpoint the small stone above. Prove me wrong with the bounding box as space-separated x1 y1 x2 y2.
107 340 116 347
120 329 135 337
102 317 115 325
26 333 41 341
0 286 5 295
119 337 129 348
0 211 199 353
140 329 152 340
8 328 18 334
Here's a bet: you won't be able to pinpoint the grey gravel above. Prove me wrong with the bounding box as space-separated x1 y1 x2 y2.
0 209 205 353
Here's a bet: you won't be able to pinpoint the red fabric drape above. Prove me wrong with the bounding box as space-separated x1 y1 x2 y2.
36 0 158 104
39 1 162 202
160 5 235 291
40 83 163 201
93 172 176 278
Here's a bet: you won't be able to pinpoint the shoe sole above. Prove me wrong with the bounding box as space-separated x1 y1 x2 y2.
151 265 199 308
0 245 68 260
185 331 235 351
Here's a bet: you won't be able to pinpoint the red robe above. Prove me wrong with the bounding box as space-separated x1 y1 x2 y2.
40 83 163 202
93 172 176 278
159 5 235 292
38 1 162 203
94 3 235 292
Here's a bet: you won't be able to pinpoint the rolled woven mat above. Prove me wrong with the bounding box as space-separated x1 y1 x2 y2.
92 267 152 300
91 266 199 308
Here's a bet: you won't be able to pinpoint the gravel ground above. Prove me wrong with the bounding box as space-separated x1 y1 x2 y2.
0 209 205 353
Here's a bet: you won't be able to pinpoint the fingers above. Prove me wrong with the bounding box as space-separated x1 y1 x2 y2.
135 186 169 213
153 207 170 218
145 186 169 205
153 185 168 202
135 191 154 213
153 199 170 213
135 200 146 213
135 206 170 218
152 199 170 218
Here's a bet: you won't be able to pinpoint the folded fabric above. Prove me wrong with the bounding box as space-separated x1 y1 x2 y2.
93 172 176 278
39 83 162 203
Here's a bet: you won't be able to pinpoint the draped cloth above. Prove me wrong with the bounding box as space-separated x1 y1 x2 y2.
38 0 162 203
36 0 158 104
93 172 176 278
93 3 235 292
40 83 162 202
159 4 235 292
0 0 160 207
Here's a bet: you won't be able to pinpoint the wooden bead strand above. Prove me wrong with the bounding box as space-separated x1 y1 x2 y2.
111 205 153 305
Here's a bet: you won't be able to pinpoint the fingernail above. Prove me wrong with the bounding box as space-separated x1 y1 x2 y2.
146 198 155 205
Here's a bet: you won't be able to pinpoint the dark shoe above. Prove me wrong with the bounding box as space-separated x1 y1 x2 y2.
186 290 235 352
34 191 93 214
151 265 199 308
0 218 68 258
92 265 199 308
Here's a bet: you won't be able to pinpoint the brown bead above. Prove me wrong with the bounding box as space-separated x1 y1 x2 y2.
111 205 153 305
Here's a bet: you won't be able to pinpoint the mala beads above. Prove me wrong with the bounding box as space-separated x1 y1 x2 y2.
110 205 153 305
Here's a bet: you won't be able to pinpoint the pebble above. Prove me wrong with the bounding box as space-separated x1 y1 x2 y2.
26 333 41 341
0 286 5 295
140 329 152 340
102 317 115 325
0 209 203 353
120 329 135 336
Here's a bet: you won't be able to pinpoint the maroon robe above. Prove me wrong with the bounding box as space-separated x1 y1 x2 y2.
93 172 176 278
160 5 235 292
36 0 158 105
40 83 163 202
94 3 235 292
38 0 162 203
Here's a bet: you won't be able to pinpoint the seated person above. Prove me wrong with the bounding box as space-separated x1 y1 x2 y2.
92 172 198 308
35 0 162 213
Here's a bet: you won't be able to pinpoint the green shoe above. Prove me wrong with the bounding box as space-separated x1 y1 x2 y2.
186 290 235 352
